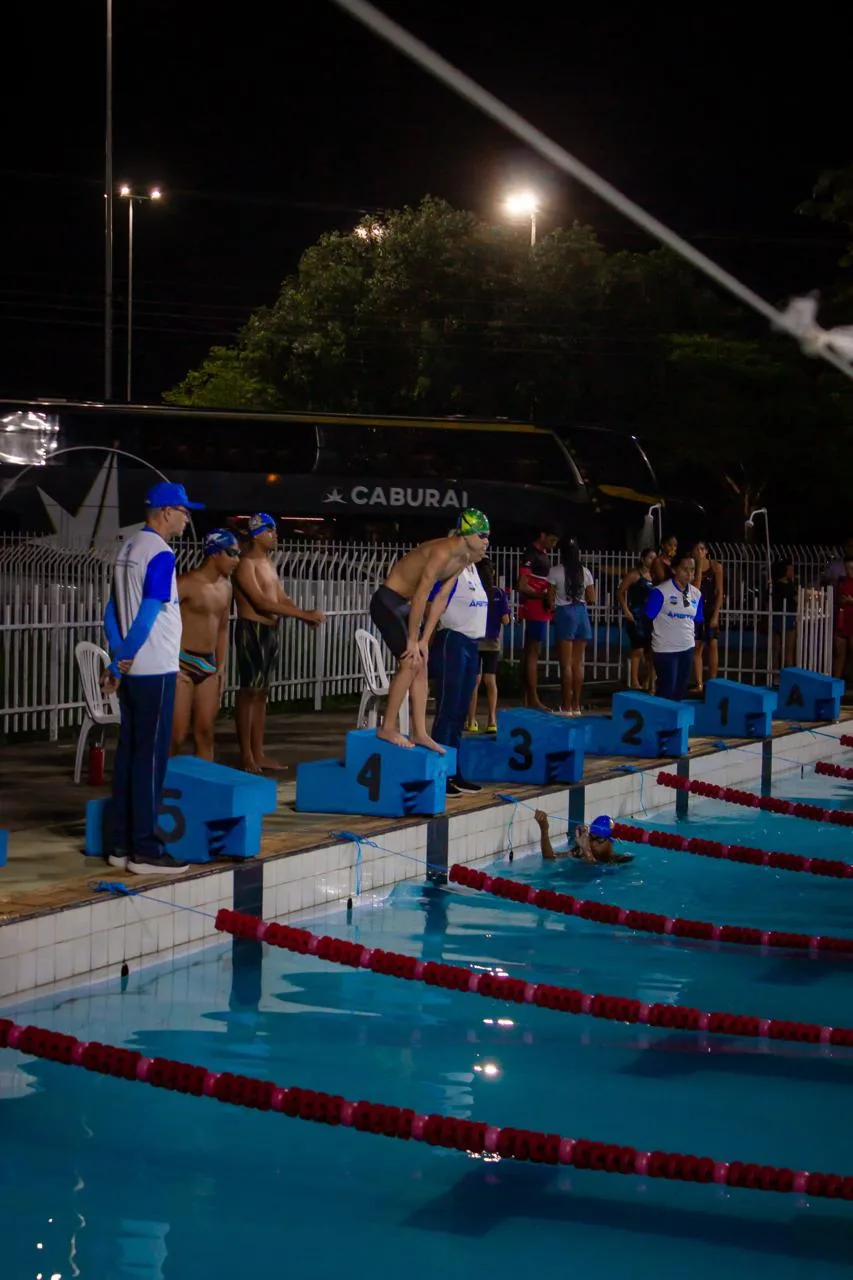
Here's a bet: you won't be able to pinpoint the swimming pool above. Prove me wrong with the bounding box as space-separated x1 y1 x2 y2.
2 763 853 1279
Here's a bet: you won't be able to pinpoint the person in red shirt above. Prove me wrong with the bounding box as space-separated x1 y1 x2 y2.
517 527 559 710
833 555 853 680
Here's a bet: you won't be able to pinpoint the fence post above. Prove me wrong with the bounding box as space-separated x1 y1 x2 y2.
48 583 61 742
314 580 327 712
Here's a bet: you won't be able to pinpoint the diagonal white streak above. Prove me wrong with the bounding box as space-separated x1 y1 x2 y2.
332 0 853 382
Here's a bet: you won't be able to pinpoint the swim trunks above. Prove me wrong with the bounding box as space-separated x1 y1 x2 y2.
179 649 218 685
234 619 279 690
369 585 411 659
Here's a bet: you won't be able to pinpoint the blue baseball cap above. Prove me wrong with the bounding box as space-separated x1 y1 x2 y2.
204 528 240 557
248 511 276 536
145 480 204 510
589 814 614 840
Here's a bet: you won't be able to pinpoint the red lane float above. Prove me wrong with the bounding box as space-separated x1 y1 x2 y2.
657 771 853 826
448 865 853 957
840 735 853 747
610 821 853 880
215 909 853 1048
2 1019 851 1200
816 760 853 781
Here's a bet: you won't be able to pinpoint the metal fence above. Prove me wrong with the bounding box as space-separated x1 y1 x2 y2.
0 534 840 738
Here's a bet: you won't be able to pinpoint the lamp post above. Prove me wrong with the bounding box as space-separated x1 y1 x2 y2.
503 190 540 247
118 185 162 401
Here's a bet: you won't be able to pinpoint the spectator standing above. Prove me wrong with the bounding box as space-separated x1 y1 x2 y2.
547 539 595 716
427 557 489 795
769 558 798 669
617 549 656 691
100 481 204 875
651 534 678 585
645 553 703 701
466 558 510 733
691 540 724 692
821 539 853 588
517 527 559 710
832 554 853 680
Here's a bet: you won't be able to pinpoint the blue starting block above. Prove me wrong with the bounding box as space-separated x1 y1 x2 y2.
0 830 7 868
457 708 585 785
296 729 456 818
776 668 843 722
85 756 278 863
578 692 694 758
692 679 778 739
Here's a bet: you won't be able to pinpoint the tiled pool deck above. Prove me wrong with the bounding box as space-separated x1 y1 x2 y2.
1 709 850 1001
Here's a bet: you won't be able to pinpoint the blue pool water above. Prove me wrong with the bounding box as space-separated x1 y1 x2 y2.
3 764 853 1279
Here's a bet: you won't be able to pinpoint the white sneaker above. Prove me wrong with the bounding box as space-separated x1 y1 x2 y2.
107 854 128 870
126 853 190 876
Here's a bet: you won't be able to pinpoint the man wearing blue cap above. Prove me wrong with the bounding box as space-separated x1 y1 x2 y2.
233 512 326 773
171 528 240 761
101 480 204 875
535 810 633 864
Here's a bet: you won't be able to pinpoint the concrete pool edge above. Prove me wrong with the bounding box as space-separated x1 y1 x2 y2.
0 722 848 1002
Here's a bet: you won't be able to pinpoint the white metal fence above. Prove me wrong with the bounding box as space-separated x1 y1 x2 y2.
0 534 840 738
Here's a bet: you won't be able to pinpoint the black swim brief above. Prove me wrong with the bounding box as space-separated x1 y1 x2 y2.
369 585 411 659
234 619 279 690
179 649 218 685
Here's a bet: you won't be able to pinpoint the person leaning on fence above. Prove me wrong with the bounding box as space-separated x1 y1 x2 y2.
232 512 326 775
100 481 204 876
617 548 655 692
832 554 853 681
171 528 240 762
466 557 510 733
645 552 703 702
768 558 798 668
368 508 491 753
691 540 724 693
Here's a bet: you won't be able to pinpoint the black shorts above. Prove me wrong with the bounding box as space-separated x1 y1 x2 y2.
478 649 499 675
234 619 279 690
369 585 411 658
694 622 719 644
623 620 650 651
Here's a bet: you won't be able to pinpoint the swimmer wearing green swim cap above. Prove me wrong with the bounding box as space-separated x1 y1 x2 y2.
368 511 491 752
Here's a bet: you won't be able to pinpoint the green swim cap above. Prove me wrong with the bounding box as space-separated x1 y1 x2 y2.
456 507 490 536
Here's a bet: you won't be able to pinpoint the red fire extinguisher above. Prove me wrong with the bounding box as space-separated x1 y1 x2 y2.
88 743 105 786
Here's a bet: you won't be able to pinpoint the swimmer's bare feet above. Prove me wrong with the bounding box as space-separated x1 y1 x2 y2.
240 758 263 775
258 755 287 773
411 733 446 755
376 726 415 749
529 700 551 713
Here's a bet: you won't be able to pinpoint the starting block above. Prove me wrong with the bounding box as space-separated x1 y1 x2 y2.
776 668 843 722
85 756 278 863
578 692 694 758
692 679 778 739
296 729 456 818
457 708 584 785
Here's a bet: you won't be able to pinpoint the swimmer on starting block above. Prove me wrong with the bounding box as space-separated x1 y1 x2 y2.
535 810 633 864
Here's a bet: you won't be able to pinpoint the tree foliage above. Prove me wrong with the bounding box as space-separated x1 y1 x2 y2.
166 195 853 538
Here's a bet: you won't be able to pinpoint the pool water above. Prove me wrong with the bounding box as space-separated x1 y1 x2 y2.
3 765 853 1279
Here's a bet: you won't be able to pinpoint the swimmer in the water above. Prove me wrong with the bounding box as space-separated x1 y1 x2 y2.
368 508 491 752
535 810 633 864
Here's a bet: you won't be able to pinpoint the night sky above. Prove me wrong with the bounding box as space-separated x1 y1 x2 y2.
3 3 851 404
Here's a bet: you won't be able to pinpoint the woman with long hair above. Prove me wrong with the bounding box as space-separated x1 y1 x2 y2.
691 540 724 692
547 538 595 715
617 548 656 691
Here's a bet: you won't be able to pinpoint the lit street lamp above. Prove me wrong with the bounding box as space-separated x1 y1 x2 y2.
503 190 540 247
118 185 162 401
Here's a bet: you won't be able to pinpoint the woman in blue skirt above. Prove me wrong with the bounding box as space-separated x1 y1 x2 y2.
548 539 595 715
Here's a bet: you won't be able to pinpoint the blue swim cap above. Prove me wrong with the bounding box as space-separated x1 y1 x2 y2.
204 528 239 557
589 815 613 839
248 512 276 536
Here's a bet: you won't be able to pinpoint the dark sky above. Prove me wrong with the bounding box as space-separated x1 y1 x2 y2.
3 2 850 404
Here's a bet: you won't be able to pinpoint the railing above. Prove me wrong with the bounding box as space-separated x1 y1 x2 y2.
0 535 839 738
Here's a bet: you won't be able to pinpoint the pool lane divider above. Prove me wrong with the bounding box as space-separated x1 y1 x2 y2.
447 865 853 957
2 1018 851 1200
815 760 853 781
212 908 853 1047
657 771 853 825
610 821 853 879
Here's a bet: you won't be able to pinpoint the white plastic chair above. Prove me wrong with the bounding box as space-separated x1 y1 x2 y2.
354 628 410 736
73 641 121 783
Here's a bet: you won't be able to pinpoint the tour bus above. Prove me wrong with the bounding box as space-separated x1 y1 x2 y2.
0 400 668 547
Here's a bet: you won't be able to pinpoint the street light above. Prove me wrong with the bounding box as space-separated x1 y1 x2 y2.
503 190 540 246
118 185 163 401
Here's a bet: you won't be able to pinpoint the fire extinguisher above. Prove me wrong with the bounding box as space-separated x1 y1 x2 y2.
88 742 105 786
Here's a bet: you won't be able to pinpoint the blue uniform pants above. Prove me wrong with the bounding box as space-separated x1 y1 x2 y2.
112 673 177 857
653 648 693 702
429 629 480 754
